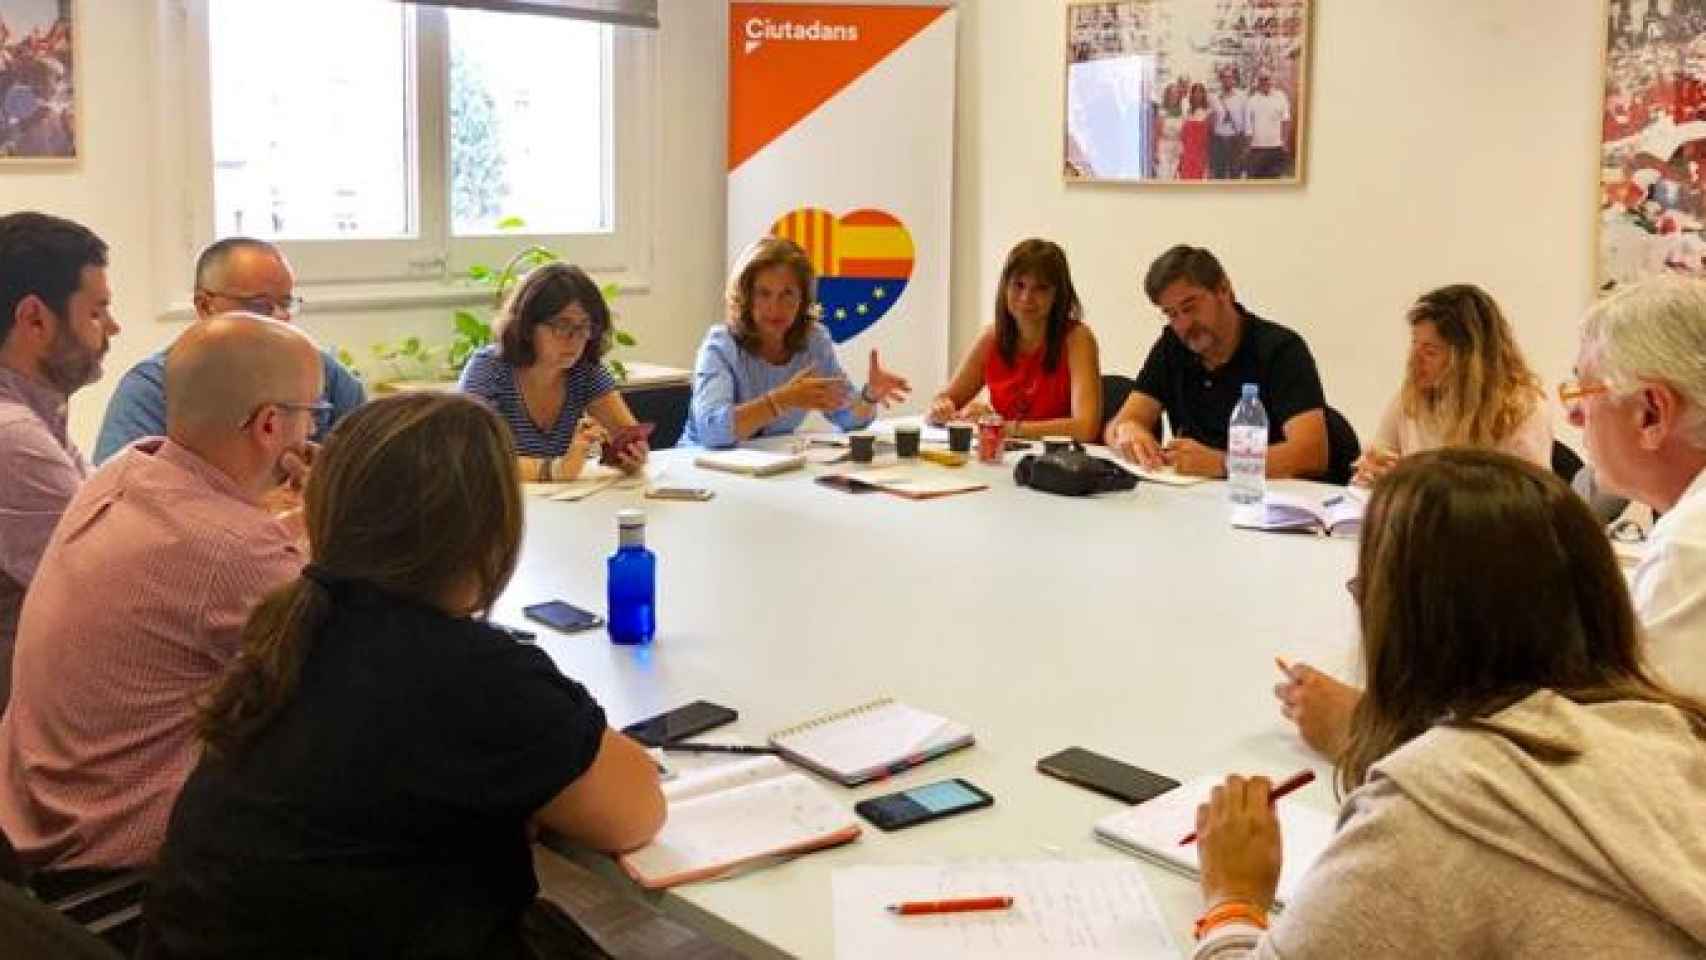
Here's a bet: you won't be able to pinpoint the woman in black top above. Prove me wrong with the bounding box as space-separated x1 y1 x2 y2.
142 393 665 959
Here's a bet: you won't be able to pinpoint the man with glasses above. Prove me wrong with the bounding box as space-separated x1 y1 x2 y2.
1568 277 1706 694
0 212 116 713
1104 244 1354 481
0 313 314 883
92 237 364 463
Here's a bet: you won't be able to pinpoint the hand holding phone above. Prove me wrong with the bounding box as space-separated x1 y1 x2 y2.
600 422 655 466
854 779 993 831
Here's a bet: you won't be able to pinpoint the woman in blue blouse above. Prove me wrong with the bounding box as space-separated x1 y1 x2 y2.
684 236 911 448
458 262 647 481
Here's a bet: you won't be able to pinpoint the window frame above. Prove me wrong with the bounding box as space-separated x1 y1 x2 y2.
160 0 655 302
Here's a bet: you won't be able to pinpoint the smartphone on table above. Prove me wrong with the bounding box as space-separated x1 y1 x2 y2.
522 600 604 634
600 422 656 466
1036 747 1179 804
646 486 715 501
622 700 739 747
854 778 994 832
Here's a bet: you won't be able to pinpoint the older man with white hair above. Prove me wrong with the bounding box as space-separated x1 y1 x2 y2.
1569 276 1706 692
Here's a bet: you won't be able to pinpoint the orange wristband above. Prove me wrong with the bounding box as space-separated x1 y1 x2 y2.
1194 899 1269 940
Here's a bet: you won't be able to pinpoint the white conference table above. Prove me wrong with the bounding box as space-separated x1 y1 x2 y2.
493 438 1362 959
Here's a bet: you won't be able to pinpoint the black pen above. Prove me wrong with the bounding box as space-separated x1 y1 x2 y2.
660 742 778 756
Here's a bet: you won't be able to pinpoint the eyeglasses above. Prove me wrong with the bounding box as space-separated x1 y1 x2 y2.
540 317 595 339
202 289 306 318
1608 518 1647 545
1557 378 1611 407
241 400 333 432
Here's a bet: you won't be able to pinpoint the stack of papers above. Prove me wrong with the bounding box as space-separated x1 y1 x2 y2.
831 860 1176 959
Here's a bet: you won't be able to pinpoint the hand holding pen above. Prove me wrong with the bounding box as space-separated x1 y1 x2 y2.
1189 771 1312 914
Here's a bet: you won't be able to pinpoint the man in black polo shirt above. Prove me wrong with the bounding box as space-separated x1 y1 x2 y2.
1105 245 1353 481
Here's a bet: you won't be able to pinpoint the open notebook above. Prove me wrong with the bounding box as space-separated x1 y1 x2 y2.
1231 490 1365 538
769 699 975 786
1093 773 1337 905
618 755 860 890
816 467 988 500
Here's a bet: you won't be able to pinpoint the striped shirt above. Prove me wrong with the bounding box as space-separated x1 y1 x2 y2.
456 344 616 458
0 438 303 870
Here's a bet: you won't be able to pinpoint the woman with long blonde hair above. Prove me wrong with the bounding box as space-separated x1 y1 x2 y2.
1355 284 1551 483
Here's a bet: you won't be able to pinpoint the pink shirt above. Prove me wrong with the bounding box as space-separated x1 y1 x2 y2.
0 364 89 710
0 438 303 870
1371 391 1554 468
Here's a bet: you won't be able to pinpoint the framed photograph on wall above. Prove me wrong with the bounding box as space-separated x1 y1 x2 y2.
1597 0 1706 288
1064 0 1310 185
0 0 76 162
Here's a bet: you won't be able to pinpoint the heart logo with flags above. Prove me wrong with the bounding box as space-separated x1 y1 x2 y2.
769 207 913 343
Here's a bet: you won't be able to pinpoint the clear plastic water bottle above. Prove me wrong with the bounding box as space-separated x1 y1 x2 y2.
607 508 655 645
1227 383 1269 505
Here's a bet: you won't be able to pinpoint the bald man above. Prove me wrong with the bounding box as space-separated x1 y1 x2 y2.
0 313 314 883
92 237 364 463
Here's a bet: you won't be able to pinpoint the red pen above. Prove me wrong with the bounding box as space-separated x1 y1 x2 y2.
1178 770 1316 846
886 895 1014 916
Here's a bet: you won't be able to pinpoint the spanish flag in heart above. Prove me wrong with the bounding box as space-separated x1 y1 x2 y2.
769 207 914 343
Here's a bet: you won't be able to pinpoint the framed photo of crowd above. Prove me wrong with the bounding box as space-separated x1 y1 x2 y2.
1598 0 1706 288
0 0 75 162
1063 0 1310 185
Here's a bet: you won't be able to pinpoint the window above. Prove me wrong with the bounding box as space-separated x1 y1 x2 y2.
200 0 650 287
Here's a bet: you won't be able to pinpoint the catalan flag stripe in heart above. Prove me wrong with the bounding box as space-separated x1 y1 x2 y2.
771 206 913 343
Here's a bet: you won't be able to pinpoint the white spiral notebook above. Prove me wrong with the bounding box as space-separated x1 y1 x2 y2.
768 698 975 786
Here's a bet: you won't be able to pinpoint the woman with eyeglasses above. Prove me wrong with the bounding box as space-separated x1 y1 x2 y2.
457 261 648 481
1199 449 1706 957
684 235 911 448
1352 284 1551 485
926 238 1102 441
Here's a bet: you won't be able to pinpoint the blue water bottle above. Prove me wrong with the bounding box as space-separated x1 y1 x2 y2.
607 508 655 645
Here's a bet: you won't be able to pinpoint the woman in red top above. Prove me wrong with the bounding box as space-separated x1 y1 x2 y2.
928 238 1102 441
1178 83 1211 180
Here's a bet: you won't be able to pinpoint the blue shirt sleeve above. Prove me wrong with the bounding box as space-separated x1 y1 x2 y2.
811 325 874 433
456 345 506 406
93 358 168 464
687 328 742 449
321 351 366 434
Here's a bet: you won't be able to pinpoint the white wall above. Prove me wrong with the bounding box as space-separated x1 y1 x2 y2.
0 0 1607 450
952 0 1605 440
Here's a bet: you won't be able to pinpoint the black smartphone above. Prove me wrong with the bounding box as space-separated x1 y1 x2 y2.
622 700 739 747
854 778 994 832
1036 747 1179 804
522 600 604 634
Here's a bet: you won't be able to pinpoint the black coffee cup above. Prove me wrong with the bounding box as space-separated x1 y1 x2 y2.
947 421 973 453
894 425 921 457
849 432 876 463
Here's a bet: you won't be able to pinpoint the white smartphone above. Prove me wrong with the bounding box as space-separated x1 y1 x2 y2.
646 486 715 501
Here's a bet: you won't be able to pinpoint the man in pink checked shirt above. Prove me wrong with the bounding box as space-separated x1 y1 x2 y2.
0 312 318 889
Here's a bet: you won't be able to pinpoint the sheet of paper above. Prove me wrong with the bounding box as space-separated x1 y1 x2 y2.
776 702 955 776
831 860 1176 960
1107 460 1208 487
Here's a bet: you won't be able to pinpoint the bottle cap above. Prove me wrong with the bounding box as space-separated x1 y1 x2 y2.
617 508 646 528
1241 383 1259 396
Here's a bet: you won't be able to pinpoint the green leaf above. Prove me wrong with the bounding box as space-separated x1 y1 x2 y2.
466 264 492 282
600 281 621 301
609 359 628 382
613 330 637 347
402 336 422 356
453 310 489 339
496 216 526 231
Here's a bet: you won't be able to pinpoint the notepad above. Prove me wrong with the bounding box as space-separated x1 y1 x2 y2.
1230 490 1364 537
618 755 861 889
769 699 975 786
694 448 807 477
816 467 988 500
1093 773 1337 905
1108 461 1209 487
832 860 1177 959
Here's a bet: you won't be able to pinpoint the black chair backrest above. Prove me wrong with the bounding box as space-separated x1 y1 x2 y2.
1551 440 1585 483
620 382 690 451
1100 374 1134 434
0 882 123 960
0 826 24 887
1324 406 1361 487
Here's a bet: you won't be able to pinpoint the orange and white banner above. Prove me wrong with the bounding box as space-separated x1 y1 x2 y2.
728 2 956 403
